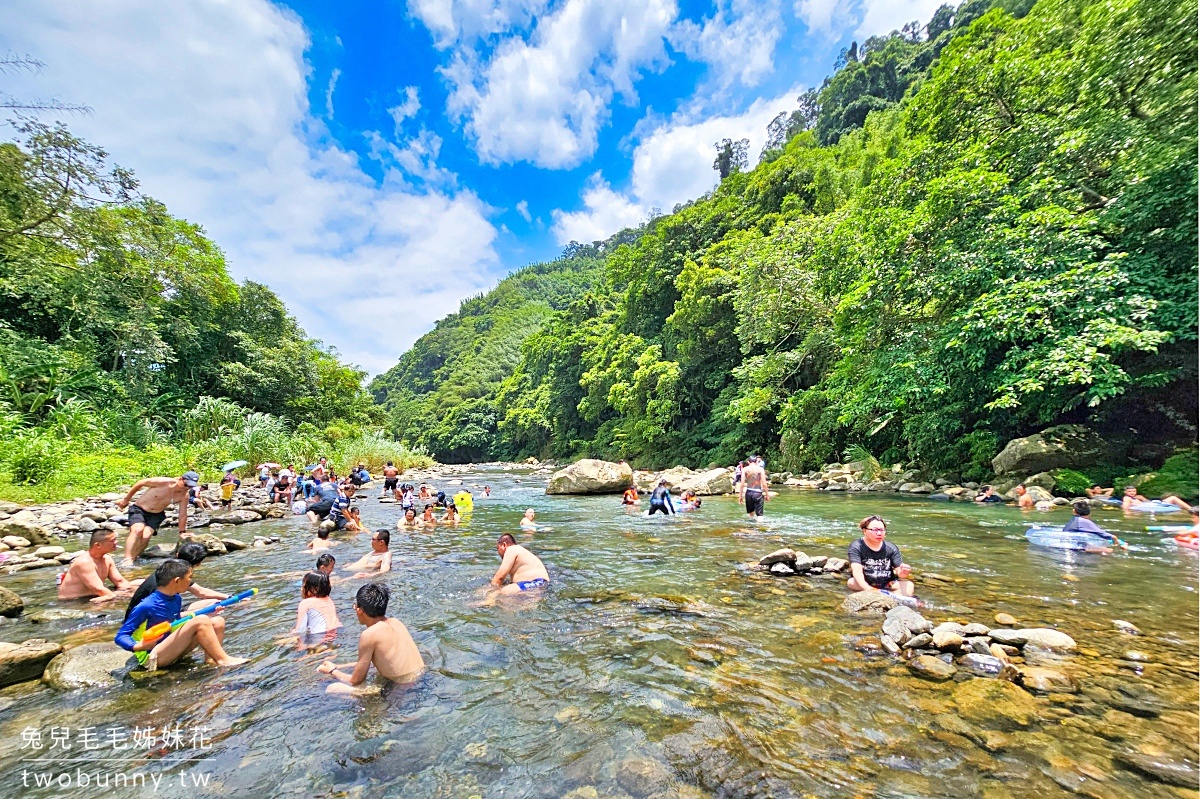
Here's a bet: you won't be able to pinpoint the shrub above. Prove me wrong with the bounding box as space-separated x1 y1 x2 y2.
1138 450 1199 502
1051 468 1092 497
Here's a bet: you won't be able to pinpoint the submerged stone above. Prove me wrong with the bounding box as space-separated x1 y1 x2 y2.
952 679 1040 730
907 655 956 681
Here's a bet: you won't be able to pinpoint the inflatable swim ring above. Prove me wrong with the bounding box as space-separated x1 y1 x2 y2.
1173 531 1198 550
1025 526 1111 551
1131 500 1187 514
452 491 474 511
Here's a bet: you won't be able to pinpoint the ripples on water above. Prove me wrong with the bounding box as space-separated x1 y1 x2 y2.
0 467 1196 798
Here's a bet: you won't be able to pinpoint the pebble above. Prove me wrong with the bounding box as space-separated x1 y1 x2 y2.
1113 619 1141 635
907 655 957 681
1062 574 1080 582
994 613 1018 626
1122 651 1150 663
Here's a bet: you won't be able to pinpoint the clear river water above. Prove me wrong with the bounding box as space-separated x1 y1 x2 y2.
0 465 1196 799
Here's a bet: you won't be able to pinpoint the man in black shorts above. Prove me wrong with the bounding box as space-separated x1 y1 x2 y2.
116 471 198 567
739 457 768 520
381 461 400 500
846 515 914 597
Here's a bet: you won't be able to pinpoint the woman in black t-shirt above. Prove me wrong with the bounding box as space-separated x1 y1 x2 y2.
847 515 915 597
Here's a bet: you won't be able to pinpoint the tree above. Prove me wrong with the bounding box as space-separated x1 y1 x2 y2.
712 138 749 180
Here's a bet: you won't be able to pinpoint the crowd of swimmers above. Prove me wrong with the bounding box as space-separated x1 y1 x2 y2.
44 455 1200 694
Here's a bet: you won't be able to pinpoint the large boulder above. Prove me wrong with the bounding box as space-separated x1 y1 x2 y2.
546 459 634 495
0 585 24 617
208 509 262 525
186 534 228 556
676 468 735 496
0 639 63 687
43 643 134 689
0 518 50 546
991 425 1107 476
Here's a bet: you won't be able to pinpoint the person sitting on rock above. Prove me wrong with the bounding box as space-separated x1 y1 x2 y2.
974 485 1003 503
123 542 228 619
1013 484 1035 509
58 530 142 603
1062 500 1125 552
846 515 914 597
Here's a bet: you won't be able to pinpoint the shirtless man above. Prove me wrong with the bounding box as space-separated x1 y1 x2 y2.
739 457 768 520
319 582 423 694
490 533 549 594
381 461 401 500
58 530 141 602
1013 484 1035 509
117 471 198 567
519 508 538 531
344 529 392 579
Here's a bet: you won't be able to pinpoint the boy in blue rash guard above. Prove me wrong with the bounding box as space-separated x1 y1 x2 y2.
647 479 676 516
116 559 248 671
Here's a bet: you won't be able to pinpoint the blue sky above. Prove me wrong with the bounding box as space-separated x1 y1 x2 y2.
0 0 945 374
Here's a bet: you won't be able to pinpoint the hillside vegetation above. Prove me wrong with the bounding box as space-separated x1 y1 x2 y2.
378 0 1197 480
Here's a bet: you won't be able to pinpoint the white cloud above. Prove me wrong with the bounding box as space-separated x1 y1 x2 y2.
672 0 783 88
387 85 421 134
793 0 849 36
325 68 341 117
551 87 801 244
550 174 646 243
854 0 944 38
515 199 531 222
0 0 499 375
408 0 547 48
430 0 676 168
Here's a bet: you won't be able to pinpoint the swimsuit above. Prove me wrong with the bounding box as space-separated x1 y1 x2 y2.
744 488 764 516
127 504 166 534
516 578 548 591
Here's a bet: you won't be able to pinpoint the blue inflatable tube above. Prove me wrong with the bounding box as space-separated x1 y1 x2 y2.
1025 526 1111 551
1130 500 1186 514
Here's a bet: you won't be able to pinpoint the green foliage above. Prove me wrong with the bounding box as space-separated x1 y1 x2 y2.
1137 451 1199 502
844 444 884 481
1051 468 1093 497
379 0 1196 480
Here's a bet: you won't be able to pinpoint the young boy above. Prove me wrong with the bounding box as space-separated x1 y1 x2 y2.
308 526 339 551
318 582 423 695
115 559 248 670
345 530 392 579
123 541 228 620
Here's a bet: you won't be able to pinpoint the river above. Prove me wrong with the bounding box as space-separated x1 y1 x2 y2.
0 465 1196 798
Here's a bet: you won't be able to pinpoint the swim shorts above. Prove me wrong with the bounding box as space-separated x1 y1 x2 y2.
384 477 398 491
309 499 334 519
744 489 764 517
127 504 166 534
516 578 548 591
648 502 671 516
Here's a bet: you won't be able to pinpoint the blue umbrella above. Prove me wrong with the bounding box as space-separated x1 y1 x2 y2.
220 460 249 472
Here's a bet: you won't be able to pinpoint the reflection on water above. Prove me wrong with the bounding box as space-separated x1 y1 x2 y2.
0 467 1196 798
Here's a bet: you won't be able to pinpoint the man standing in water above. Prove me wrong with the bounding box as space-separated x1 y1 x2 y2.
381 461 400 500
489 533 549 594
116 471 198 567
739 456 768 521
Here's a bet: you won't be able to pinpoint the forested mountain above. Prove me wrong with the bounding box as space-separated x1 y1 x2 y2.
381 0 1197 475
0 122 420 500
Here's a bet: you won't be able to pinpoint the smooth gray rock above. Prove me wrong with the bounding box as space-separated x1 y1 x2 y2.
43 643 134 689
907 655 956 681
0 639 63 687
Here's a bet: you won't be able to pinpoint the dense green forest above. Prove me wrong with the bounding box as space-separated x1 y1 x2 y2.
376 0 1198 479
0 122 426 501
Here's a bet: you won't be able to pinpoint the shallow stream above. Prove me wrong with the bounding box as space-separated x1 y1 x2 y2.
0 466 1196 798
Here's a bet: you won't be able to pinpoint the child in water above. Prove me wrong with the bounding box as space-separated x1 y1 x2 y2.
308 526 338 551
292 571 341 636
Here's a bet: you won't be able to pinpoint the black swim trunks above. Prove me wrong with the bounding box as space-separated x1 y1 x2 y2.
127 504 166 535
384 477 398 491
744 488 764 517
309 499 334 519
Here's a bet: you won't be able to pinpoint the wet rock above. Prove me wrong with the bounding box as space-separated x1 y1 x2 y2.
962 623 991 636
823 557 848 573
759 548 798 567
0 639 63 687
880 634 900 655
883 605 932 646
1112 752 1197 787
901 633 933 650
187 534 228 556
1 535 31 549
932 631 964 650
0 586 24 617
547 459 634 495
932 622 967 637
1017 667 1078 694
616 756 672 797
1121 650 1149 663
43 643 134 689
991 425 1107 476
141 543 176 559
964 637 993 655
1108 688 1166 719
959 654 1006 676
221 538 248 552
34 546 65 558
57 520 80 533
953 679 1040 729
908 655 957 681
76 517 99 533
28 608 94 623
208 509 262 525
0 519 50 546
841 591 898 615
1112 619 1141 635
988 628 1076 652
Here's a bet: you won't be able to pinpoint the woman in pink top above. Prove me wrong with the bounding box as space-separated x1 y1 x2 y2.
293 572 341 636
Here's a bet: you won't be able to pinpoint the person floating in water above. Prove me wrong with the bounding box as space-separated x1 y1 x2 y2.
345 529 392 579
116 471 198 567
1086 484 1114 499
115 558 248 670
489 533 549 595
622 486 640 505
397 507 421 529
647 479 676 516
293 571 341 636
57 530 141 603
1063 500 1124 553
846 515 915 598
739 457 768 520
318 582 424 695
520 508 538 530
